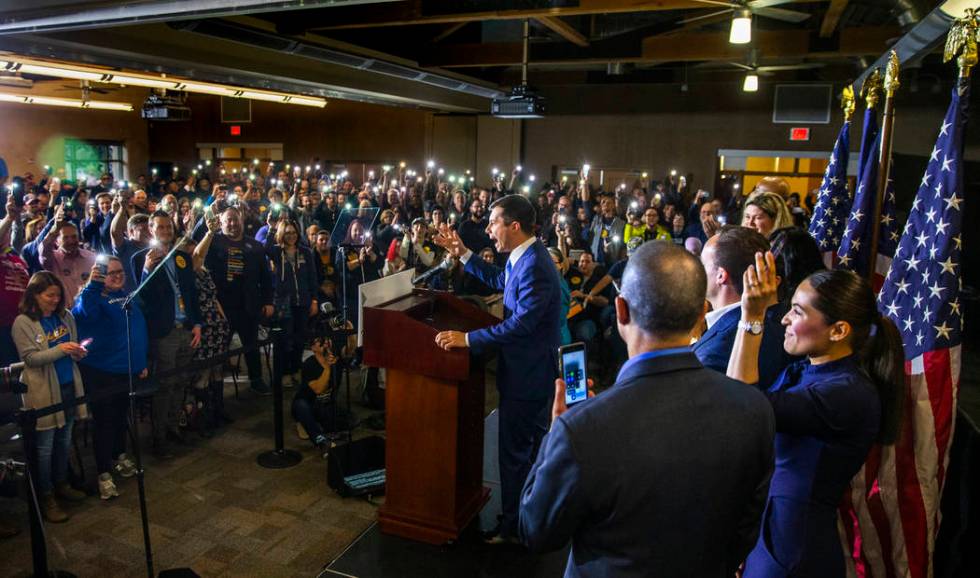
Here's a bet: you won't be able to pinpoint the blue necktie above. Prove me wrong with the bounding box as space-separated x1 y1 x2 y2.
505 261 513 285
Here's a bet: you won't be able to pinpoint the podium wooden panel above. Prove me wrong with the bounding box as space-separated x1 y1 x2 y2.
362 289 498 544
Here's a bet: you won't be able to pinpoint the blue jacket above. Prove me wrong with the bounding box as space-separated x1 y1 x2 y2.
464 239 561 401
744 356 880 578
21 218 56 274
72 280 148 374
520 350 775 577
693 305 797 391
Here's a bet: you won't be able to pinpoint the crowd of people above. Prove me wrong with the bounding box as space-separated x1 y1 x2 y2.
0 159 904 578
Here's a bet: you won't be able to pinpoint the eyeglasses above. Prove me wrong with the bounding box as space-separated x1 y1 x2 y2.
105 270 124 277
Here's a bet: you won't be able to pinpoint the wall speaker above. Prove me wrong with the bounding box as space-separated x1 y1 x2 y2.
221 96 251 123
772 84 832 124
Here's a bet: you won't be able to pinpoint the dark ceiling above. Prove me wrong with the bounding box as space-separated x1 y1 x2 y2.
0 0 954 111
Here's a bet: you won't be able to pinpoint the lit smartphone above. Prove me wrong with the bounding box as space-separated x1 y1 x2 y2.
95 253 109 276
79 338 93 350
559 342 589 407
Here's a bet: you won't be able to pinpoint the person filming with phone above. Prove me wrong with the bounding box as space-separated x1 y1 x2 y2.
72 256 149 500
519 242 776 577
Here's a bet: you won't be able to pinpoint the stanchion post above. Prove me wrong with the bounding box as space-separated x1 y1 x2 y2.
257 325 302 469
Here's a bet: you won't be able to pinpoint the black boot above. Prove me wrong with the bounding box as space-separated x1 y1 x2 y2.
210 380 234 425
195 389 214 438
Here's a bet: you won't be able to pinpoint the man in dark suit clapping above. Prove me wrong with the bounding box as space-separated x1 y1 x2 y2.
519 242 775 577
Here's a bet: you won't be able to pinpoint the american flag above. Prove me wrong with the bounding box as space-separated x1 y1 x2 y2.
840 81 966 578
856 106 880 186
835 132 899 287
874 177 900 292
809 121 852 261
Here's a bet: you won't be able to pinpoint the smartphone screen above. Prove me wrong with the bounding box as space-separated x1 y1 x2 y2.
560 342 588 406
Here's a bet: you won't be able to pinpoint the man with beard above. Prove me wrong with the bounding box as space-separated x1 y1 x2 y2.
457 198 491 254
205 206 274 395
40 205 96 307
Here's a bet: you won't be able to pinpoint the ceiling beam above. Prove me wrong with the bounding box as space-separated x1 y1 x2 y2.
0 0 394 36
819 0 850 38
535 16 590 47
420 27 902 67
666 10 734 35
310 0 709 30
431 22 468 43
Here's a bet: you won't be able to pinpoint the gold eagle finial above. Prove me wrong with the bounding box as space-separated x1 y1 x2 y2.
883 51 900 97
861 68 883 109
944 8 979 78
841 85 855 122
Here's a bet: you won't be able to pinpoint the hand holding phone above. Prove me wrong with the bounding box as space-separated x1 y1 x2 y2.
559 342 589 407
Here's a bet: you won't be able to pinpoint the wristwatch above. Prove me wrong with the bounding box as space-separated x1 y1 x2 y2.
738 319 764 335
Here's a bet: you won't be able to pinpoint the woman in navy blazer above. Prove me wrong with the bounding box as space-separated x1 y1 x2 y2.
729 254 905 578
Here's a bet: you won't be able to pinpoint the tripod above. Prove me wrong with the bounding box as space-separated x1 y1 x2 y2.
324 243 371 444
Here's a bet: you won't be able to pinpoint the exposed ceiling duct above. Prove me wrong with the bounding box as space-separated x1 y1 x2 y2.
170 19 505 100
887 0 931 29
0 0 395 35
853 0 974 89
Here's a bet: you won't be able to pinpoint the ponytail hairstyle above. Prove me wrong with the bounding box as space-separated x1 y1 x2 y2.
806 269 905 444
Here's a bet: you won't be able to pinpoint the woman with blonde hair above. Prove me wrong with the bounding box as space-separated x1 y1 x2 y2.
742 190 794 239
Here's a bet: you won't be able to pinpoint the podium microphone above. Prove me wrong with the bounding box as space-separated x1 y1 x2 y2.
411 259 452 285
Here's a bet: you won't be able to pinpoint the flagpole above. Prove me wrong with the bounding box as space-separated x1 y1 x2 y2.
868 50 900 284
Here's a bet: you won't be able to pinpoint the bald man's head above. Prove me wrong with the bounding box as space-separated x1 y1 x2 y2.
620 242 706 338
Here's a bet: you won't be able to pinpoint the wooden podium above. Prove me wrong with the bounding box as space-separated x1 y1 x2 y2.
362 289 499 544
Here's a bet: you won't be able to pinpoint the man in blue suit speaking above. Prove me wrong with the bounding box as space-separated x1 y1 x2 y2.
434 194 561 545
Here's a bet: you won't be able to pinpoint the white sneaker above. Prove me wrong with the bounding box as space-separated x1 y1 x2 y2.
114 455 137 478
98 474 120 500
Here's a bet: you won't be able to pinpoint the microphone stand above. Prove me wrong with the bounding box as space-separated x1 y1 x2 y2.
328 242 365 446
121 213 202 578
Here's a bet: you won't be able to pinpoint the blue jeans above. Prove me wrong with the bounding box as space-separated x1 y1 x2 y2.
35 382 77 494
570 318 597 343
291 384 325 444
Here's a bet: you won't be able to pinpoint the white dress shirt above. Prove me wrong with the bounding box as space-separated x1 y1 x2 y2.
704 301 740 329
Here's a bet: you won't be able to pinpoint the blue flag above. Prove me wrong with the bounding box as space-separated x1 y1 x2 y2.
856 106 880 186
809 121 852 256
836 132 881 276
879 83 966 357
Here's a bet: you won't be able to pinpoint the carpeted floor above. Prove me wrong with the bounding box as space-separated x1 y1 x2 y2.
0 369 383 578
1 338 977 578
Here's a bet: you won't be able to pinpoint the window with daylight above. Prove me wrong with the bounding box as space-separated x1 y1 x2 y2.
64 139 126 185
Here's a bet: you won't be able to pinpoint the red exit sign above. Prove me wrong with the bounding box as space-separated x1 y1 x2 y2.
790 127 810 141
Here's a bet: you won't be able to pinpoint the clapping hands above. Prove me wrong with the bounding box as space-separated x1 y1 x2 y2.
740 251 779 320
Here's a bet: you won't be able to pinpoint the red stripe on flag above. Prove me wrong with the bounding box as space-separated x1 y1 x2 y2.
923 349 955 489
838 488 863 576
895 366 928 578
862 446 897 578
